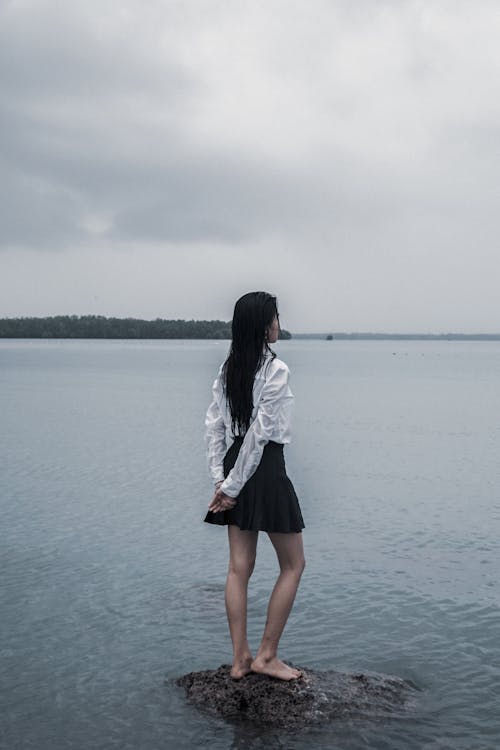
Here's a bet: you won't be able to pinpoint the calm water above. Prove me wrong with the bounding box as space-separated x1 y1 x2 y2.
1 339 499 750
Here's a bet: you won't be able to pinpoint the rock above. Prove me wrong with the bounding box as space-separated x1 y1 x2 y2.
175 663 417 730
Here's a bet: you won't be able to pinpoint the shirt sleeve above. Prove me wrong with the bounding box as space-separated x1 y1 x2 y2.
219 362 291 498
204 367 227 485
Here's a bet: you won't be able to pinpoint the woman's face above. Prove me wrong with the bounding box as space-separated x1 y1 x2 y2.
266 315 280 344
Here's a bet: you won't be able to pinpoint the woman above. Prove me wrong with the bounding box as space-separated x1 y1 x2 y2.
204 291 305 682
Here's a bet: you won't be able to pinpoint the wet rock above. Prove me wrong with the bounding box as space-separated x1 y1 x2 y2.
175 663 417 730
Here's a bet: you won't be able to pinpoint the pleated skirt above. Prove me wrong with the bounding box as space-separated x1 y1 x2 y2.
204 436 305 533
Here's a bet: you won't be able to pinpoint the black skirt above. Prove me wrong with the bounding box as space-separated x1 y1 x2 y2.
204 437 305 533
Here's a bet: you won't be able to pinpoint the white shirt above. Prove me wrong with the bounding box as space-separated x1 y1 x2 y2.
205 352 294 498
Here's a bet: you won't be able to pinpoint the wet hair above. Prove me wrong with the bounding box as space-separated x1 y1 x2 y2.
222 291 279 434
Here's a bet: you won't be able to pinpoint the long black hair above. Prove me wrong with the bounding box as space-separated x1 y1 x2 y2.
222 291 279 434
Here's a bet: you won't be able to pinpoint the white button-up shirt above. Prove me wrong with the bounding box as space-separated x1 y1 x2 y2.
205 352 294 498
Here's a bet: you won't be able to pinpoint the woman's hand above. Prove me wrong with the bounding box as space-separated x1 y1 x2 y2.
208 485 237 513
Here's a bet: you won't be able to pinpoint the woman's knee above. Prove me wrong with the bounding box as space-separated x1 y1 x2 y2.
269 532 305 576
228 555 256 579
292 554 306 576
278 553 305 577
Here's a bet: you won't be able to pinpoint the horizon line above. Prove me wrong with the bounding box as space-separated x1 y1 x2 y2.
0 315 499 337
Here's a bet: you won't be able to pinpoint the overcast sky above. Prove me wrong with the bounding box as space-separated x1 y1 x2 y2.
1 0 499 333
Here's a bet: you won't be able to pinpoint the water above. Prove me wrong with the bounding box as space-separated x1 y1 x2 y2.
1 338 499 749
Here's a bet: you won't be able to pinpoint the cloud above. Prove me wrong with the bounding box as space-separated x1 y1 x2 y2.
1 0 499 329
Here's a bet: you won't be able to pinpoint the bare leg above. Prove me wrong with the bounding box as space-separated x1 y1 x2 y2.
251 532 305 680
225 524 258 678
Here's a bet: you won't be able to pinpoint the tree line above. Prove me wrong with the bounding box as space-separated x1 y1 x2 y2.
0 315 292 339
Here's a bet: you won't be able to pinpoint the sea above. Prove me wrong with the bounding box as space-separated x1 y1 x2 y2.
1 338 499 750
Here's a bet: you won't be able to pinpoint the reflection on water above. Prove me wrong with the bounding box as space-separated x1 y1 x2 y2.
1 339 500 749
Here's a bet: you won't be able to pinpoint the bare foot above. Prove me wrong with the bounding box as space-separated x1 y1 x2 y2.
230 655 253 679
250 656 302 681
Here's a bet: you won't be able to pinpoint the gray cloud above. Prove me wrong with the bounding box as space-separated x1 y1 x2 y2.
1 0 499 330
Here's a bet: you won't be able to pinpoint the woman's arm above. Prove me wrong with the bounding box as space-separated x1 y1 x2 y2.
218 362 292 498
204 368 227 486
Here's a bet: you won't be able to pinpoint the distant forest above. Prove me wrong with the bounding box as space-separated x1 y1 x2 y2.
0 315 292 339
0 316 498 340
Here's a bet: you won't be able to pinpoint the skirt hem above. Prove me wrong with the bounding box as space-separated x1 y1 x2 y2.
204 513 304 534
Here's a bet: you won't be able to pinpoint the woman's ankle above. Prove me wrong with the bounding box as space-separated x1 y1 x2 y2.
252 650 277 664
233 648 252 663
